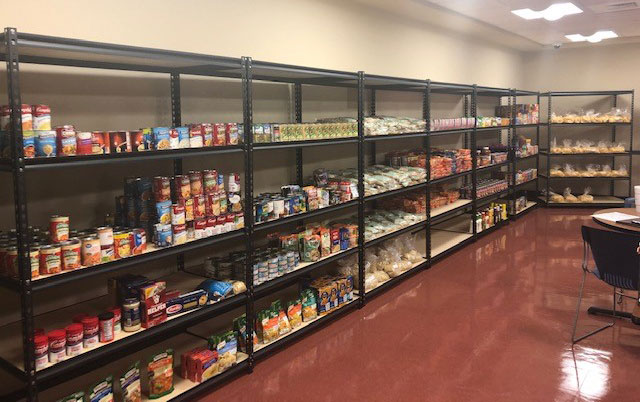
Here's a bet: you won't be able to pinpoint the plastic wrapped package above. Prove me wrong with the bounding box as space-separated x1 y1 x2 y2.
550 164 563 177
597 140 610 153
364 273 378 291
584 164 597 177
561 139 572 154
563 188 578 203
550 137 560 153
578 187 594 203
564 164 579 177
601 164 612 177
614 164 628 177
610 142 626 153
549 190 565 203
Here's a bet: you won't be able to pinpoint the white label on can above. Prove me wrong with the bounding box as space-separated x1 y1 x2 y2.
83 334 98 348
35 354 48 370
101 247 114 262
49 348 66 363
66 342 83 356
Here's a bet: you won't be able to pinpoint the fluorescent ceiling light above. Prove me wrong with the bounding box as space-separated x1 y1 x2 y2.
512 2 583 21
565 30 619 43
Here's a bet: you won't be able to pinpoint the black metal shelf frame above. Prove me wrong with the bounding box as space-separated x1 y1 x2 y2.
538 90 634 206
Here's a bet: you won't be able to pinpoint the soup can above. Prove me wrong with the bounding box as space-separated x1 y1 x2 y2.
202 123 213 147
203 170 217 193
172 224 187 245
97 226 114 248
113 230 131 259
189 124 204 148
91 131 109 155
109 130 131 153
50 215 69 243
225 123 239 145
207 192 220 217
171 204 185 225
130 228 147 255
39 244 62 275
213 123 226 146
205 217 216 237
172 175 191 201
155 200 171 224
169 128 180 149
189 171 203 196
55 125 77 156
183 197 194 222
60 239 81 270
176 126 189 148
193 194 206 218
76 131 93 155
81 236 101 266
153 176 171 202
152 127 170 150
32 104 51 131
194 219 207 239
30 247 40 279
5 246 18 278
35 130 57 157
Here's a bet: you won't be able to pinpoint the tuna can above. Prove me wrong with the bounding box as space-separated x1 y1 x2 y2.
113 230 131 259
60 238 81 270
81 316 99 348
202 123 213 146
32 104 51 130
35 130 57 157
76 131 92 155
189 124 204 148
130 228 147 255
81 235 101 266
47 329 66 364
176 126 189 148
152 127 170 150
153 176 171 202
154 223 172 247
109 130 131 153
55 125 76 156
169 128 180 149
50 215 69 243
171 204 185 225
65 323 83 357
30 247 40 279
91 131 108 155
155 200 171 224
130 130 145 152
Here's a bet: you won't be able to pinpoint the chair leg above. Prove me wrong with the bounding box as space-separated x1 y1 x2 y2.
572 270 614 344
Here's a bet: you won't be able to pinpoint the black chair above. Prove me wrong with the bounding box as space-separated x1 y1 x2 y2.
572 225 640 344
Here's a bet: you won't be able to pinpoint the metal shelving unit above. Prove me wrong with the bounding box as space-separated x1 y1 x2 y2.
538 90 634 207
511 89 540 218
1 28 632 402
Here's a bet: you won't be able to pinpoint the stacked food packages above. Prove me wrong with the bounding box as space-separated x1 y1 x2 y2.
363 165 426 196
549 164 627 177
550 138 625 154
116 170 243 248
0 104 243 160
548 187 594 203
385 149 426 168
430 117 475 131
363 209 426 242
430 186 461 210
430 149 472 179
252 120 358 143
460 178 508 199
477 146 508 167
476 116 510 128
550 108 631 124
495 104 539 125
473 202 508 233
364 116 426 136
378 190 427 214
515 137 538 158
515 168 537 185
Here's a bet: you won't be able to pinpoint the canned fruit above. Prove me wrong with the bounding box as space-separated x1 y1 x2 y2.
81 236 101 266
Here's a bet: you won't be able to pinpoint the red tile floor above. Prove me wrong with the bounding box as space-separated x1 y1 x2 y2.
199 208 640 402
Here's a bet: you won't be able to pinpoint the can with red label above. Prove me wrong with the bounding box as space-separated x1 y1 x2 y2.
172 223 187 245
60 239 81 270
81 235 101 266
153 176 171 202
189 124 204 148
30 247 40 279
65 323 83 357
205 217 216 237
206 192 221 217
216 215 226 234
213 123 226 146
193 194 206 218
50 215 69 243
113 230 131 259
47 329 66 363
21 104 33 131
39 244 62 275
202 123 213 146
171 204 185 225
189 171 203 196
183 197 194 222
194 218 207 239
5 246 18 278
32 105 51 131
226 123 239 145
172 175 191 200
76 131 92 155
55 125 77 156
169 128 180 149
91 131 108 155
109 130 131 153
130 228 147 255
203 170 217 193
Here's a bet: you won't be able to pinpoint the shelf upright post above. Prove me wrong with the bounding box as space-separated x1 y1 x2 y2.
546 94 552 205
536 93 540 200
471 85 478 238
170 73 185 271
357 71 366 307
423 80 431 264
464 94 469 149
294 83 303 185
509 89 515 217
241 56 255 371
5 27 37 402
369 89 376 164
630 91 635 198
611 94 617 197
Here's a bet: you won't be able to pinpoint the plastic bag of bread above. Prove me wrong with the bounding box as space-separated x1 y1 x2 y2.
610 142 626 153
564 164 579 177
621 108 631 123
584 164 597 177
583 140 597 153
364 249 378 273
550 137 560 153
563 188 578 203
364 272 378 291
550 164 564 177
601 164 613 177
561 139 572 154
550 113 563 124
378 249 402 277
578 187 594 203
374 270 390 283
549 190 565 203
572 140 584 154
597 140 609 153
614 164 628 177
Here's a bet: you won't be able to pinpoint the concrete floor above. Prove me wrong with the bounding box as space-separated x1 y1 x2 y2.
199 208 640 402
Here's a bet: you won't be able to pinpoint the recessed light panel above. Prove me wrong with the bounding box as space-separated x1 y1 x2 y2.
565 30 619 43
512 2 583 21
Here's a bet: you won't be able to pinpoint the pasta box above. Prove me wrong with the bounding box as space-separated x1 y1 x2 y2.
166 289 208 316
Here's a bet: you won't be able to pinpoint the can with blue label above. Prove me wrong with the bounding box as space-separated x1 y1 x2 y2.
176 127 189 149
141 128 152 150
154 223 172 247
155 200 171 225
151 127 170 150
35 130 57 157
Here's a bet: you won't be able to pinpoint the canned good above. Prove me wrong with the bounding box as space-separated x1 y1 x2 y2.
99 311 115 343
35 130 57 157
213 123 226 146
216 215 226 234
176 127 189 148
113 230 131 259
141 128 153 150
22 130 35 158
76 131 92 155
153 176 171 202
47 329 66 364
20 104 33 131
100 244 114 263
50 215 69 243
184 197 194 222
203 170 217 193
189 171 203 196
155 200 171 224
206 192 220 217
202 123 213 147
32 105 51 131
129 130 145 152
39 244 62 275
97 226 113 247
55 125 76 156
61 239 81 270
65 323 83 357
171 204 185 225
81 235 101 266
169 128 180 149
91 131 109 155
186 221 195 240
194 219 207 239
189 124 204 148
34 335 48 370
154 223 172 247
108 306 122 335
5 246 18 278
225 123 239 145
193 194 206 218
30 247 40 279
152 127 170 150
130 229 147 255
172 175 191 200
206 217 216 237
173 224 187 245
109 130 131 153
82 316 99 348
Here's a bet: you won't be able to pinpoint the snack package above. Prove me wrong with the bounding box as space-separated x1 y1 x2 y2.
550 164 564 177
209 331 237 373
301 289 318 321
56 392 85 402
260 309 280 344
364 272 378 291
120 361 142 402
561 139 572 154
198 279 233 302
147 349 174 399
287 299 303 328
87 376 114 402
601 164 612 177
193 349 218 382
563 188 578 203
578 187 594 203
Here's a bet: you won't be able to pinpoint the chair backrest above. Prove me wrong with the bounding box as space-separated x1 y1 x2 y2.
581 225 640 290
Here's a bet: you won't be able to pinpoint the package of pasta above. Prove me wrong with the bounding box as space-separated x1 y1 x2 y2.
56 392 85 402
287 299 303 328
271 300 291 335
301 289 318 321
147 349 174 399
120 361 142 402
209 331 237 373
260 309 280 344
87 376 114 402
